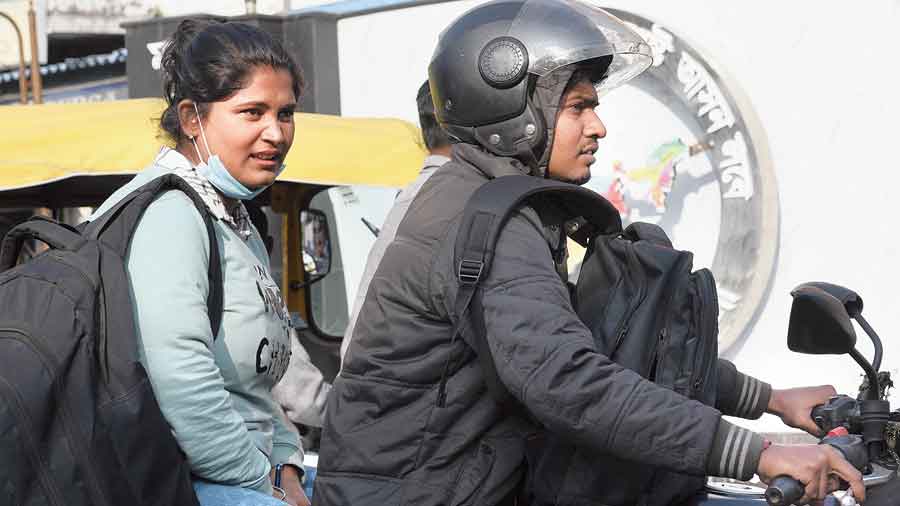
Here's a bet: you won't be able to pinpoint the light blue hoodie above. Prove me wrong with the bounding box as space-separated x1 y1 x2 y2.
91 148 301 494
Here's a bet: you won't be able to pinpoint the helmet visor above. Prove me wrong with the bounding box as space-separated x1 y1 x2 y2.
508 0 652 94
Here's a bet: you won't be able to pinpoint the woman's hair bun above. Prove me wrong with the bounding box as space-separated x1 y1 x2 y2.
161 19 208 105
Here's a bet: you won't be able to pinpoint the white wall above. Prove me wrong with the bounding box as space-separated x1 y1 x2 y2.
338 0 482 123
43 0 335 20
39 0 338 34
336 0 900 432
153 0 335 16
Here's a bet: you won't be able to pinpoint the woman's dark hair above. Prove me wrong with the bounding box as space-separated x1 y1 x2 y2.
159 19 305 144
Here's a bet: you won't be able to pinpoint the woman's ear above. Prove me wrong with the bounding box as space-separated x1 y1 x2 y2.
177 99 200 140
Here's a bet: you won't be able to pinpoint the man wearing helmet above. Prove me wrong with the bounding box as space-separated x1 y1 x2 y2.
315 1 864 505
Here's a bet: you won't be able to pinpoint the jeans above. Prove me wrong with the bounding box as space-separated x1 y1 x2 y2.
192 479 288 506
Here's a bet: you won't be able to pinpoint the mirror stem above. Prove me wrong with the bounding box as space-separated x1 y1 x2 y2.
854 314 882 372
849 347 880 401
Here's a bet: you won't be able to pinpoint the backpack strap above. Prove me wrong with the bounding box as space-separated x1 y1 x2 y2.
83 174 224 338
0 215 85 271
437 175 621 413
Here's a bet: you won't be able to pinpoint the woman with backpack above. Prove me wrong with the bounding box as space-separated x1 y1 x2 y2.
91 19 309 506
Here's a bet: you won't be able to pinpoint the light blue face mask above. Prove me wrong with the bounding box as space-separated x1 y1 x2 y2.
191 103 286 200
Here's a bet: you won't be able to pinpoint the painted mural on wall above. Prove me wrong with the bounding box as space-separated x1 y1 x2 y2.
570 9 780 356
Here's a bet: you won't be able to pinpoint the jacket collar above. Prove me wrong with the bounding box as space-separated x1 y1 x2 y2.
423 154 451 170
451 143 534 180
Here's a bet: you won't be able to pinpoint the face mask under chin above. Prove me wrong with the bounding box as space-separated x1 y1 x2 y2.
190 102 285 200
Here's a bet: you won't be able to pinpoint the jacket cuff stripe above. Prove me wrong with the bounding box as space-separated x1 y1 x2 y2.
733 375 771 419
737 375 751 415
748 380 763 415
709 420 765 481
737 376 756 417
727 427 748 477
735 429 754 480
717 423 738 476
734 375 772 419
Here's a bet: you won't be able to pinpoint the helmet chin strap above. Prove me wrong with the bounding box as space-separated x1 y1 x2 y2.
514 141 543 177
512 88 550 177
531 65 592 180
528 100 553 179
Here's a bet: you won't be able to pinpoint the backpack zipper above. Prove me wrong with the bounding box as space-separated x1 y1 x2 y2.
689 269 718 395
0 373 66 506
609 238 648 356
648 254 691 382
48 250 96 289
49 250 111 382
0 326 112 506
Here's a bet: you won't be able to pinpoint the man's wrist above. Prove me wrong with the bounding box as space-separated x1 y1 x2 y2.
766 389 785 416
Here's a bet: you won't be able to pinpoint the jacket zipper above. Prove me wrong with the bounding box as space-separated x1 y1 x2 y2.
0 373 66 506
609 238 648 356
0 326 112 506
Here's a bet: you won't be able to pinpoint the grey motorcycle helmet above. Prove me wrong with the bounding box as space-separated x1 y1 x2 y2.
428 0 652 171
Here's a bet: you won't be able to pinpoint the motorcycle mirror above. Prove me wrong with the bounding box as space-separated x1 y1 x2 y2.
787 283 857 355
802 282 864 317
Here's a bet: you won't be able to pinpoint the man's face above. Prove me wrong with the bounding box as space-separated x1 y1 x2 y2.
547 79 606 185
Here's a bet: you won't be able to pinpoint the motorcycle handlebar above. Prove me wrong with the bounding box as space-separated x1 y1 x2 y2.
811 403 827 431
765 475 804 506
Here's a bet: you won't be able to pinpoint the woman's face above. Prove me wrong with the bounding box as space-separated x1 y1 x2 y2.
186 66 297 190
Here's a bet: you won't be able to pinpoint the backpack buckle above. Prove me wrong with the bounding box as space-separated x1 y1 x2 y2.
458 258 484 285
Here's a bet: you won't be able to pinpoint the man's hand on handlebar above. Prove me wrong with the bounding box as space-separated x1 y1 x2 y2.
768 385 837 436
757 444 865 505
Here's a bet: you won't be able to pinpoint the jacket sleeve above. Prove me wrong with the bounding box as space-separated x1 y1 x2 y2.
267 393 306 468
469 210 764 480
126 192 272 494
272 329 332 428
716 359 772 420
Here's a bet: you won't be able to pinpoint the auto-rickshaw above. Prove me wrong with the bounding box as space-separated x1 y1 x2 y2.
0 97 426 385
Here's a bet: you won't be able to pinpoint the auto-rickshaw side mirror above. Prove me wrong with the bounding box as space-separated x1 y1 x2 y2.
787 283 857 355
300 209 332 281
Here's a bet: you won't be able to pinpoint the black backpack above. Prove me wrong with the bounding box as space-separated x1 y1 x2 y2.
452 175 719 506
0 175 222 506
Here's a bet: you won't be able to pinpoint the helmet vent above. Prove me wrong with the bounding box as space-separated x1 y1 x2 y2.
478 37 529 89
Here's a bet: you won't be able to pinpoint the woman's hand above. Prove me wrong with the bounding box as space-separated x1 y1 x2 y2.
768 385 837 436
270 464 310 506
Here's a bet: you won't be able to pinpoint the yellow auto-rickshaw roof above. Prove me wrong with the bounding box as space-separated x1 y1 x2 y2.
0 98 426 193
